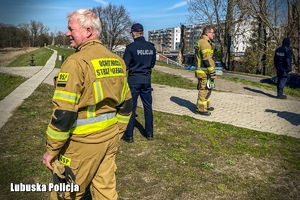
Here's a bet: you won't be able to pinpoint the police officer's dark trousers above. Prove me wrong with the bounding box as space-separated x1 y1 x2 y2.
276 67 288 97
125 84 153 137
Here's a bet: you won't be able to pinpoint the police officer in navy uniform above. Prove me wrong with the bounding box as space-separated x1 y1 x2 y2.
274 38 292 99
122 23 156 143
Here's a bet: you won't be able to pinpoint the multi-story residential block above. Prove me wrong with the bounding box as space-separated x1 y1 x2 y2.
148 21 253 55
148 27 181 52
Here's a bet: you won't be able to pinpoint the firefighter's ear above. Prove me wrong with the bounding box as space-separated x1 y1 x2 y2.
86 27 93 38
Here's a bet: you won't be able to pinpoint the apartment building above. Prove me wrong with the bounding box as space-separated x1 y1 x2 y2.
148 27 181 52
148 21 251 54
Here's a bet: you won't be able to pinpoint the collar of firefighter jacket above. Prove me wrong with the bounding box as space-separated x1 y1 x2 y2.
201 35 214 44
77 40 103 51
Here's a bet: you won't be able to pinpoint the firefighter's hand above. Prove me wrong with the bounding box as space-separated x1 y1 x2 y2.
43 152 54 171
211 75 217 79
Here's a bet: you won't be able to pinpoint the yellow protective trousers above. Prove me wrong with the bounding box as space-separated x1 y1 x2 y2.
50 133 119 200
196 75 211 112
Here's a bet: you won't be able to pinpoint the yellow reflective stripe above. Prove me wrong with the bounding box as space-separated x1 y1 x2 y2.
70 117 118 134
59 154 71 167
73 112 116 127
197 100 208 106
53 90 80 104
195 70 206 75
202 49 214 54
197 67 208 70
46 126 69 140
117 113 130 124
91 58 125 78
121 80 129 102
87 105 96 118
93 81 104 103
207 66 215 73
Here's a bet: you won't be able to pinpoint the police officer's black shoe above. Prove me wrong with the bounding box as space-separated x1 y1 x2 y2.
122 135 134 143
208 107 214 111
277 95 287 99
146 135 153 141
196 111 211 116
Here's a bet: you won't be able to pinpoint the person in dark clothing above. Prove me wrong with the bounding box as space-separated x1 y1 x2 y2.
274 38 292 99
122 23 156 143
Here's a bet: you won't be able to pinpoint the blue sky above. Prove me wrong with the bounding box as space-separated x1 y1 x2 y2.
0 0 189 39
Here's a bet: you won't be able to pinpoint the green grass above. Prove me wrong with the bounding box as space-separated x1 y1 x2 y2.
156 61 300 98
151 70 195 89
0 73 26 100
220 75 300 98
1 50 300 199
48 45 75 68
0 72 300 199
6 47 54 67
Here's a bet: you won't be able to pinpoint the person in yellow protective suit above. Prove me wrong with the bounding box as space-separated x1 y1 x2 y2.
42 9 132 200
194 25 217 116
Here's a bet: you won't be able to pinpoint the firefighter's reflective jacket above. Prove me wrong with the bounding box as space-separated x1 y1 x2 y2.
46 40 132 156
194 35 216 78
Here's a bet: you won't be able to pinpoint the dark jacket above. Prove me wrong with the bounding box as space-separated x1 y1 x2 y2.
274 38 292 73
123 36 156 84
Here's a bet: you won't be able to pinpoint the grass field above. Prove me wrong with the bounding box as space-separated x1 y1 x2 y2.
0 47 300 199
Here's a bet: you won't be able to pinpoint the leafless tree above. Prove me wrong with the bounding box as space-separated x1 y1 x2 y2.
19 20 49 47
187 0 228 61
186 0 250 69
55 31 68 46
287 0 300 72
93 3 133 51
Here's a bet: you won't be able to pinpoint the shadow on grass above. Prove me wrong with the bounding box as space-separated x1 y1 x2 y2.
134 118 148 138
265 109 300 126
244 87 277 98
170 96 195 113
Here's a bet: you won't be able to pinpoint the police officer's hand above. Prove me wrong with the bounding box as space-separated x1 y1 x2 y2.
43 152 55 171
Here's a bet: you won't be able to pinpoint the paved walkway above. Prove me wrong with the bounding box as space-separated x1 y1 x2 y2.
0 52 299 138
0 49 57 129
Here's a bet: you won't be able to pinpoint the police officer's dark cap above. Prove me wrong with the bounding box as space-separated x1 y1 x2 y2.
131 23 144 33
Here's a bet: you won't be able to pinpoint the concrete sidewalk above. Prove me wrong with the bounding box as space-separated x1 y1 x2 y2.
0 56 299 138
0 49 57 129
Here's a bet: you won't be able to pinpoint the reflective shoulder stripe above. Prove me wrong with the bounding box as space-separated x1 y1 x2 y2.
53 90 80 104
73 112 116 127
46 126 69 140
116 113 130 124
70 117 118 134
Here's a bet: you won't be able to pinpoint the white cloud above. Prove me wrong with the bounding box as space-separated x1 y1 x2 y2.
166 1 187 10
94 0 109 6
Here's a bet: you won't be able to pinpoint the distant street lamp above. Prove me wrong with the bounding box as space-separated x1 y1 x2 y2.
29 54 35 66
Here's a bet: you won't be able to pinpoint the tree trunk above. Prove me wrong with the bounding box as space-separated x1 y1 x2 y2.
287 0 300 73
224 0 234 70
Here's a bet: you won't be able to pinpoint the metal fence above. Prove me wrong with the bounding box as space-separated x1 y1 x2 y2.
156 53 185 68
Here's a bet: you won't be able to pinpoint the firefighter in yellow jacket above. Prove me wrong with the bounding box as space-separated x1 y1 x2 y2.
194 25 216 116
42 9 132 199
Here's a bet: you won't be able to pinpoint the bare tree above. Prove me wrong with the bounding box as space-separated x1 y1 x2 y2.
187 0 227 59
55 31 68 46
287 0 300 72
92 3 133 51
224 0 235 70
186 0 248 69
19 20 49 47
